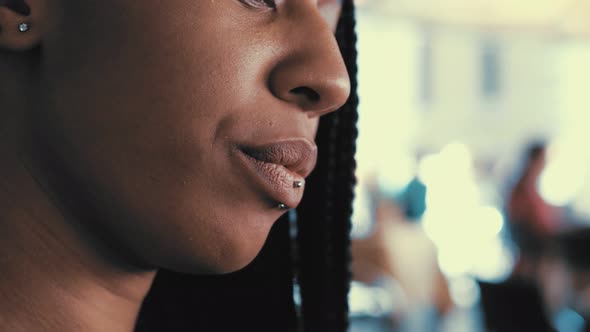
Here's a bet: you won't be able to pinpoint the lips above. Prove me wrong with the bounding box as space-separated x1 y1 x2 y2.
234 139 318 209
240 140 318 179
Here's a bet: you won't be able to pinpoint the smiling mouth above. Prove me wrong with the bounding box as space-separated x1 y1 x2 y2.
234 139 318 209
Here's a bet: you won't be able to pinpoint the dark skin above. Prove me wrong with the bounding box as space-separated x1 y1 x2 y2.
0 0 350 330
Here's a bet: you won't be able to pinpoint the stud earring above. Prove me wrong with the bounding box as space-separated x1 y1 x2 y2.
278 203 288 210
18 23 30 33
293 181 303 188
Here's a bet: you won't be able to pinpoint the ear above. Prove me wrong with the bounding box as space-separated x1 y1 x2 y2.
0 0 46 51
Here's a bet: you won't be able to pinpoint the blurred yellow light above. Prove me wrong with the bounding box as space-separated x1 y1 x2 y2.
360 0 590 38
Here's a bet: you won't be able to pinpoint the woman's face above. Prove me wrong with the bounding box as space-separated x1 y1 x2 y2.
29 0 350 273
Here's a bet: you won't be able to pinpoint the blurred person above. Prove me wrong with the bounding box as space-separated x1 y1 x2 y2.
507 142 563 279
0 0 359 331
505 226 590 331
485 142 580 332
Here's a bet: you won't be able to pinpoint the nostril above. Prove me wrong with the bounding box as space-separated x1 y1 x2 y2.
290 87 320 103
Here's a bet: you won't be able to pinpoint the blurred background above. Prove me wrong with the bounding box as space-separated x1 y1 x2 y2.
347 1 590 331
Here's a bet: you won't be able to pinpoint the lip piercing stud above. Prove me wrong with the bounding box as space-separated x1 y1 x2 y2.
18 23 30 32
278 203 288 210
293 181 303 188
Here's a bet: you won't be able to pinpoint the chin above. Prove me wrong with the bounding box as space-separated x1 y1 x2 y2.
157 210 280 276
206 240 267 275
177 236 269 275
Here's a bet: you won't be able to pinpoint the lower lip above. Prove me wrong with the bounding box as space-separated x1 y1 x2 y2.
233 147 303 209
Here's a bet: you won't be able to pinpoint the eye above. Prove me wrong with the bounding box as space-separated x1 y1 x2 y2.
239 0 277 9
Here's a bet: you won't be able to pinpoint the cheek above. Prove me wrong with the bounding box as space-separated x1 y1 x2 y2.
39 1 248 170
32 1 279 273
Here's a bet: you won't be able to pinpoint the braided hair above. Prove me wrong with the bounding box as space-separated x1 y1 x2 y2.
295 0 358 329
136 1 358 331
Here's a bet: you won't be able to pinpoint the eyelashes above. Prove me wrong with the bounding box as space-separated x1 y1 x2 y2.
239 0 277 9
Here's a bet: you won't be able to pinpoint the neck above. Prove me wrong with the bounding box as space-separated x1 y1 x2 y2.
0 141 156 332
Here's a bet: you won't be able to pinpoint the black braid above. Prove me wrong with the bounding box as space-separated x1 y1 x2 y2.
296 0 359 330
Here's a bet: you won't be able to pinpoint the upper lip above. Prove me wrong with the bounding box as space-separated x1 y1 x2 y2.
238 139 318 179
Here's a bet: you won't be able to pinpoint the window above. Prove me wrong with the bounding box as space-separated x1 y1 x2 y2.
481 40 501 98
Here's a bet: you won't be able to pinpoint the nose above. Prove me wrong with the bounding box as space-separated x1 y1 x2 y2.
268 5 351 118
